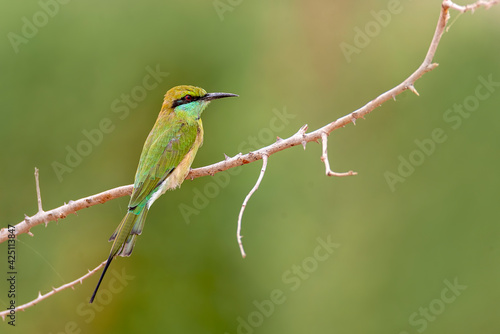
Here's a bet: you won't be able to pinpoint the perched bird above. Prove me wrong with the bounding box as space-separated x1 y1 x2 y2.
90 85 238 303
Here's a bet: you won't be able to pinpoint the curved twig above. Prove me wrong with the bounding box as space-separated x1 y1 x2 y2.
237 154 269 258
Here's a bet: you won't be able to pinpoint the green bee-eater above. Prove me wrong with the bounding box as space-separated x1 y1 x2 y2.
90 85 238 303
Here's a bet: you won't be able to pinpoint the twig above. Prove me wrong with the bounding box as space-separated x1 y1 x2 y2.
0 261 107 320
0 181 132 243
34 168 43 213
237 155 269 258
444 0 499 12
320 133 357 177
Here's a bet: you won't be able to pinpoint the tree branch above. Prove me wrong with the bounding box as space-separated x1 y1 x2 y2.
0 0 498 317
0 261 106 321
0 176 132 243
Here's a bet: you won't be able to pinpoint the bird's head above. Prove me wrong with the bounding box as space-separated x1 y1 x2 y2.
162 85 238 120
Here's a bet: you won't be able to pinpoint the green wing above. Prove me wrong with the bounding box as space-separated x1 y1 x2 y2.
128 119 198 209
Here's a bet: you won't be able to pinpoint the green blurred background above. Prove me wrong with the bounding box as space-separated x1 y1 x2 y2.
1 0 500 333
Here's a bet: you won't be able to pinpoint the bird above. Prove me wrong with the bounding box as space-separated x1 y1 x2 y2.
89 85 238 303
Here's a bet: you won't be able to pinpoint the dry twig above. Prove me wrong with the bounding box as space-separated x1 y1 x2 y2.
320 132 357 177
0 261 106 320
237 155 269 258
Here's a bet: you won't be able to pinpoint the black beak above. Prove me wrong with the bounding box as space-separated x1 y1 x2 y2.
203 92 239 101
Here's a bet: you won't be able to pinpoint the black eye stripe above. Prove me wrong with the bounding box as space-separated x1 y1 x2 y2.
171 95 201 108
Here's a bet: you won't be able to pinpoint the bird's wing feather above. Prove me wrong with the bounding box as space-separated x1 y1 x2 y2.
129 119 198 208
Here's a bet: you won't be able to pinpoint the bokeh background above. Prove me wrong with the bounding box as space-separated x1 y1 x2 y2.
1 0 500 333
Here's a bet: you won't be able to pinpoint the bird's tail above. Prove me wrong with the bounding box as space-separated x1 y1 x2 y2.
89 207 149 303
109 206 149 257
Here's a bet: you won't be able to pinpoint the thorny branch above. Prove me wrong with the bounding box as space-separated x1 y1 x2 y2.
0 0 498 318
0 261 107 320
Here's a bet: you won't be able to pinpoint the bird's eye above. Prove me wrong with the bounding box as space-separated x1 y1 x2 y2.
184 95 193 102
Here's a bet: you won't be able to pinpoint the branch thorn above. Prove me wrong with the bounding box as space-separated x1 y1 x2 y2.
428 63 439 70
408 84 420 96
